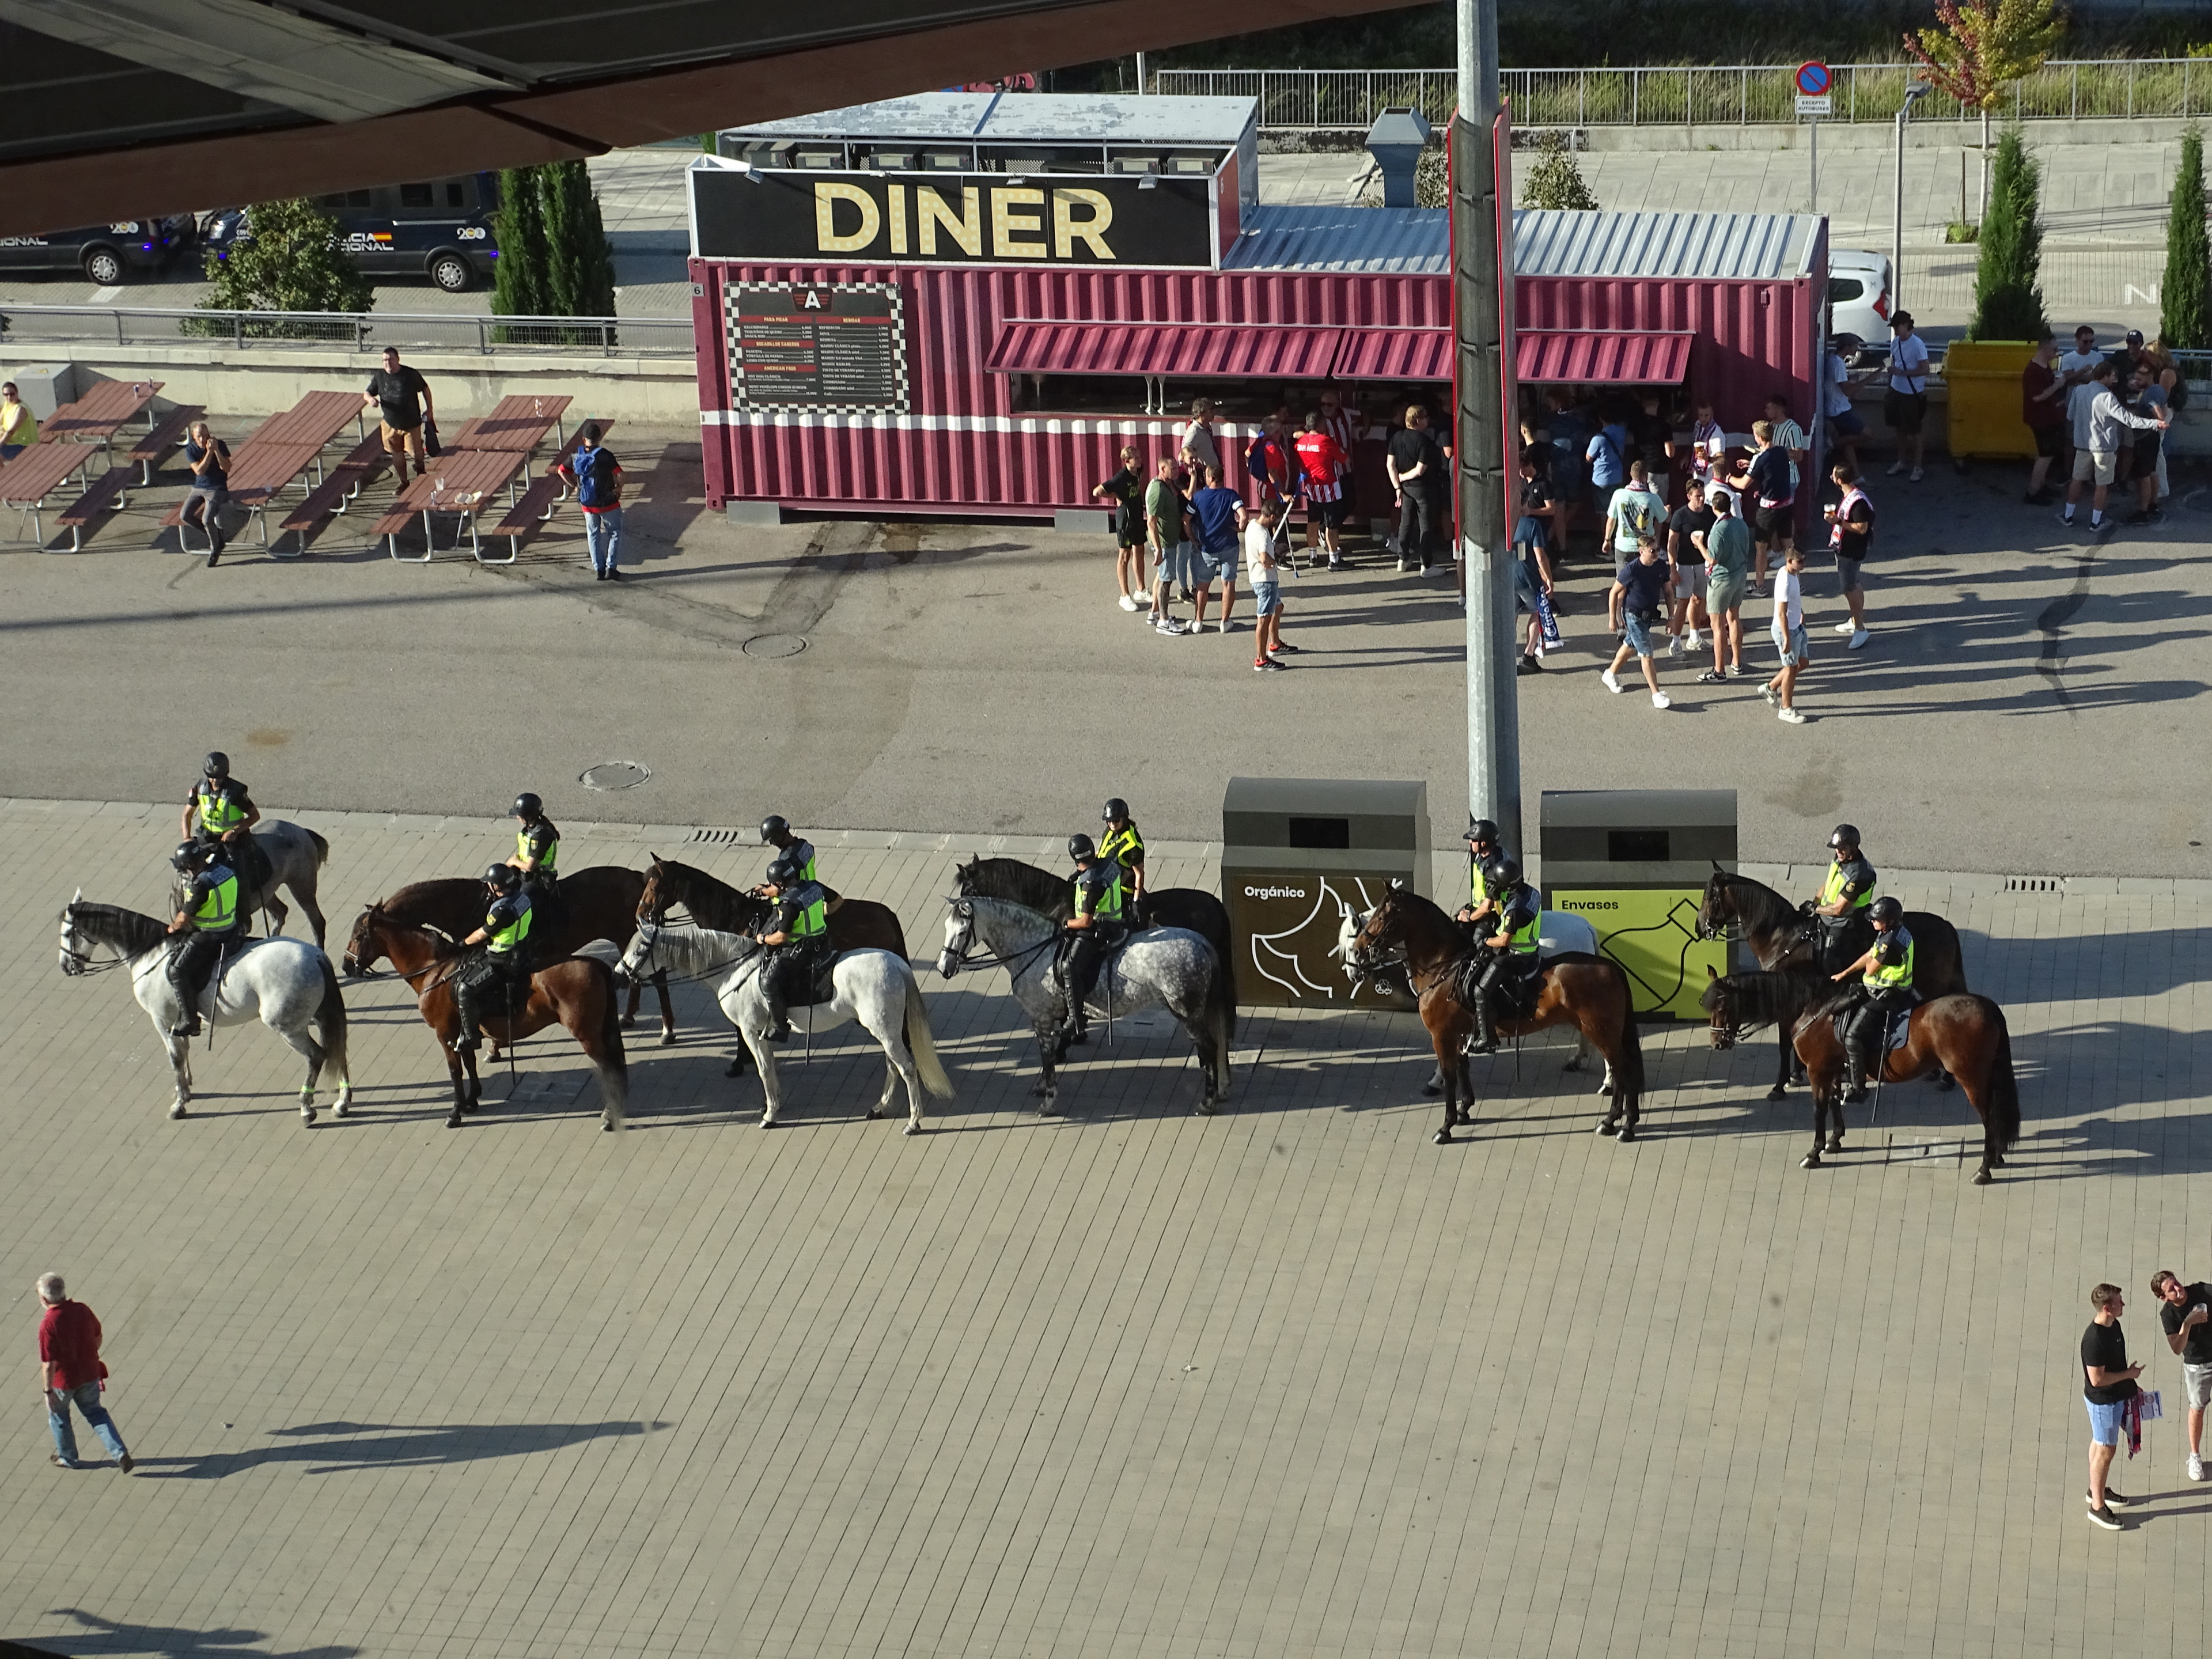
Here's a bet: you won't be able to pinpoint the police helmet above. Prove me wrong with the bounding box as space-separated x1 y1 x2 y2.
203 751 230 779
760 814 791 846
510 792 542 820
1068 833 1097 862
1485 854 1522 888
171 840 205 872
1869 896 1903 925
1101 797 1130 823
484 863 521 892
1828 823 1861 851
1465 817 1500 846
765 853 802 887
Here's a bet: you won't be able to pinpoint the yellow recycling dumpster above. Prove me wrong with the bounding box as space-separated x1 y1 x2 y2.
1943 340 2038 460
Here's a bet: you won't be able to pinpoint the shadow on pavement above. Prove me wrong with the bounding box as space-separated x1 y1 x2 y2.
135 1418 663 1480
13 1608 359 1657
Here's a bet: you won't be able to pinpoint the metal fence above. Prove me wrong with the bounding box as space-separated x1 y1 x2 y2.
0 306 695 357
1156 60 2212 130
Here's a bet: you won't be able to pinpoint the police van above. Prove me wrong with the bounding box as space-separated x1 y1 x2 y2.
204 173 501 293
0 218 196 285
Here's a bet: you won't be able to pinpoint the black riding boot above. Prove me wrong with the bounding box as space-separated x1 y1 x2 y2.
764 960 791 1043
1843 1024 1875 1103
1464 986 1500 1055
451 979 484 1054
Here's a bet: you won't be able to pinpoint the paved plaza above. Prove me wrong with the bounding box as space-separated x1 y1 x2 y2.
3 799 2210 1659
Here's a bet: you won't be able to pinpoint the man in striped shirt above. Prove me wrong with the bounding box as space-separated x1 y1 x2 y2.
1294 410 1352 570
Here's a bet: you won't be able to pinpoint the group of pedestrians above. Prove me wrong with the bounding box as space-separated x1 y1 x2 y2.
2077 1270 2212 1531
2022 325 2180 529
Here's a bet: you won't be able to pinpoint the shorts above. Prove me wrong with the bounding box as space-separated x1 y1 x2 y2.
1884 389 1929 435
1316 497 1352 528
1622 611 1658 657
1672 563 1704 600
1612 546 1642 580
1828 408 1866 437
2032 423 2065 460
1771 622 1810 668
2071 448 2117 486
2085 1396 2127 1446
1158 543 1195 589
1252 579 1282 618
1512 557 1540 611
1706 570 1746 613
1198 545 1237 584
1835 552 1863 594
1753 502 1794 544
380 420 426 465
2186 1362 2212 1412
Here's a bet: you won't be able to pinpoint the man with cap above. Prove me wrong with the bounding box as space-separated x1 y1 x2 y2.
755 853 831 1043
164 839 243 1040
1057 834 1126 1047
1455 819 1505 933
1883 312 1931 483
1098 798 1146 923
451 864 533 1055
1808 824 1877 975
504 793 560 907
1831 895 1914 1101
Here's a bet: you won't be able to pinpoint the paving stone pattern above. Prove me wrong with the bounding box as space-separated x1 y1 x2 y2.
4 801 2208 1658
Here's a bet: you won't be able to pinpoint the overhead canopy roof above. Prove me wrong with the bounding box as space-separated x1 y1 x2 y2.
0 0 1408 236
987 321 1346 381
724 91 1256 146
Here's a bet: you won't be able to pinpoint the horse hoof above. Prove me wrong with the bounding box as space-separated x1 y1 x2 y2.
759 1117 777 1128
658 1031 676 1048
601 1120 616 1132
868 1108 885 1120
169 1103 187 1121
1592 1080 1612 1097
619 1014 635 1028
1433 1128 1453 1145
1973 1168 1993 1185
1617 1124 1637 1143
1766 1086 1788 1102
904 1122 922 1136
725 1062 744 1079
1800 1152 1821 1169
1825 1135 1844 1153
446 1113 464 1128
1421 1082 1442 1098
1596 1120 1618 1137
301 1109 316 1126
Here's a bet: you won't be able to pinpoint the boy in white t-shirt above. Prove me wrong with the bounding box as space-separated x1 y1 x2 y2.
1761 546 1809 724
1241 502 1293 670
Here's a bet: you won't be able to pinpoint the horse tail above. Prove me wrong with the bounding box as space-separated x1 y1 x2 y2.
903 975 956 1099
313 952 350 1084
1211 915 1238 1043
1611 961 1646 1095
593 959 629 1088
1206 944 1234 1095
308 828 331 868
1984 998 2021 1152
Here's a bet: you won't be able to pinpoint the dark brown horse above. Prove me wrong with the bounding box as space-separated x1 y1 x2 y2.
637 856 909 957
1696 867 1968 1099
1703 968 2020 1183
351 904 630 1130
1350 888 1645 1145
340 865 675 1044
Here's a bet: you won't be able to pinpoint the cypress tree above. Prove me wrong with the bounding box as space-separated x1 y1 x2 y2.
2161 125 2210 351
542 160 618 320
1966 127 2045 341
490 166 550 321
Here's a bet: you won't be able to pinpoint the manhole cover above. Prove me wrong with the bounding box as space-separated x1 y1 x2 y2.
579 761 652 791
742 632 808 659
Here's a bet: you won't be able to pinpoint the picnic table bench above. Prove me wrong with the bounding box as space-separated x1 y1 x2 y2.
448 395 571 457
478 421 615 556
274 435 393 558
375 449 529 563
40 379 164 456
1 441 103 542
127 404 203 484
54 468 132 551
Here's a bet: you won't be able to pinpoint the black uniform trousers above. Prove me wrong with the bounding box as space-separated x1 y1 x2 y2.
1061 922 1126 1029
1841 986 1914 1079
168 925 244 1028
454 948 531 1046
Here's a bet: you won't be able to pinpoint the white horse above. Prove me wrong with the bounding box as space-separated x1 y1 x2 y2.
620 921 953 1132
171 820 333 946
937 895 1232 1116
59 895 352 1123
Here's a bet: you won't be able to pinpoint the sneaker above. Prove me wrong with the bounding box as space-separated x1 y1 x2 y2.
1847 628 1870 650
1154 617 1189 636
1253 657 1286 672
1832 620 1859 635
2088 1505 2124 1531
2190 1453 2206 1482
1695 669 1725 684
1327 558 1344 571
118 1455 135 1474
1909 467 1925 482
1217 619 1234 634
2099 1487 2134 1506
1886 461 1906 477
1777 706 1808 725
1724 664 1748 679
2025 488 2052 506
2124 509 2152 526
1651 691 1671 710
50 1454 81 1469
1749 578 1767 599
1118 594 1140 612
1685 628 1702 650
1759 682 1779 706
1666 634 1684 657
1270 641 1301 653
1600 669 1624 694
1516 654 1543 676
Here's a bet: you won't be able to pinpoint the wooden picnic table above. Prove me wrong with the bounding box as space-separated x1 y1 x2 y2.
40 379 164 452
248 389 366 453
0 442 104 541
378 449 529 562
191 392 376 548
448 395 571 455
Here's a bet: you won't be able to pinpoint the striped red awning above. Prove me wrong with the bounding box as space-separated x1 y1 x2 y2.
986 321 1345 380
1517 329 1694 384
1333 328 1453 381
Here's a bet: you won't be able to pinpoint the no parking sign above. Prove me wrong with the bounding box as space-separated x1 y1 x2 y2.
1796 60 1833 118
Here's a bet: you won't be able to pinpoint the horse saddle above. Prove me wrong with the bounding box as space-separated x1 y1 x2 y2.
1832 994 1919 1052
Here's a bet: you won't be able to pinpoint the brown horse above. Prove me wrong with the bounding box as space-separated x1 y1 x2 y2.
637 856 908 955
350 904 630 1131
1704 968 2020 1183
1350 888 1646 1145
340 865 675 1044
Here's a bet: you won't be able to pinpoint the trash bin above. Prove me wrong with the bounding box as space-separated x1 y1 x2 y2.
1222 776 1427 1010
1539 789 1734 1021
1941 340 2037 460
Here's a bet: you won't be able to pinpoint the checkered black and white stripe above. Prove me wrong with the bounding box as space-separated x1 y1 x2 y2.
725 281 910 415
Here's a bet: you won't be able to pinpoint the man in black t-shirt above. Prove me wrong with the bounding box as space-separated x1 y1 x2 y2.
2154 1270 2212 1482
1386 405 1447 575
1665 479 1714 659
361 346 435 482
2082 1282 2143 1528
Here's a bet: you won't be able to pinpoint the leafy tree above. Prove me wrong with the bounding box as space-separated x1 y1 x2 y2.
191 196 370 336
1967 127 2046 340
2161 125 2210 351
1906 0 2065 221
490 166 550 320
1518 131 1597 212
541 160 618 320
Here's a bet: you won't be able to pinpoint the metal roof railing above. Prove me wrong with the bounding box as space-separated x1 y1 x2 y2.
0 305 695 357
1156 60 2212 130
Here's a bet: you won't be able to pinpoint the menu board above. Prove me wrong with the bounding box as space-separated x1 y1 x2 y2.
729 282 907 413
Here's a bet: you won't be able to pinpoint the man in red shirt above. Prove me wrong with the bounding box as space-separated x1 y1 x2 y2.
2021 332 2068 506
1293 410 1352 570
39 1273 132 1471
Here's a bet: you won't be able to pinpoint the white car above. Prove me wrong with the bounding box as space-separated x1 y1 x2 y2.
1828 248 1893 362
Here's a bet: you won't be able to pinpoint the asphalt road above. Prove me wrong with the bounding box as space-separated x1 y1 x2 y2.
1 423 2203 877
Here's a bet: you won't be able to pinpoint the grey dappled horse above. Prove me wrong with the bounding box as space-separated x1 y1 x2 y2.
172 820 333 948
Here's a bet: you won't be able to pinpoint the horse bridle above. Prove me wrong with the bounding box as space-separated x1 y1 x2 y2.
624 920 760 989
940 902 1060 976
56 910 131 978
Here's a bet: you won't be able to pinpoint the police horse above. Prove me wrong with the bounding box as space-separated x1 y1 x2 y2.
619 921 953 1132
937 895 1232 1117
58 895 352 1123
176 820 334 948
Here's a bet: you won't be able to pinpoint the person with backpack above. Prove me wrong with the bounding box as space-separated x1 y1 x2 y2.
556 424 625 579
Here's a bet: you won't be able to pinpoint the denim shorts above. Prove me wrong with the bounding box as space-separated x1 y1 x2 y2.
2086 1396 2127 1446
1198 544 1237 583
1771 622 1810 667
1252 580 1282 617
1835 552 1864 594
1622 611 1658 657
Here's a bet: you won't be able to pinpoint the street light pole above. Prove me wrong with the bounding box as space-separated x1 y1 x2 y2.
1891 80 1931 312
1452 0 1521 855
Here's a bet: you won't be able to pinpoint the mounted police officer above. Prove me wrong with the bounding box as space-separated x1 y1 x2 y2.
755 815 819 894
756 852 830 1043
182 751 268 895
1058 834 1126 1047
1833 895 1915 1102
452 864 533 1055
1465 854 1541 1055
505 793 560 910
1098 797 1146 923
1808 823 1877 974
165 839 242 1039
1455 817 1504 931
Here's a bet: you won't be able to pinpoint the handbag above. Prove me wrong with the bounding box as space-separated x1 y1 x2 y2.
423 417 441 458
